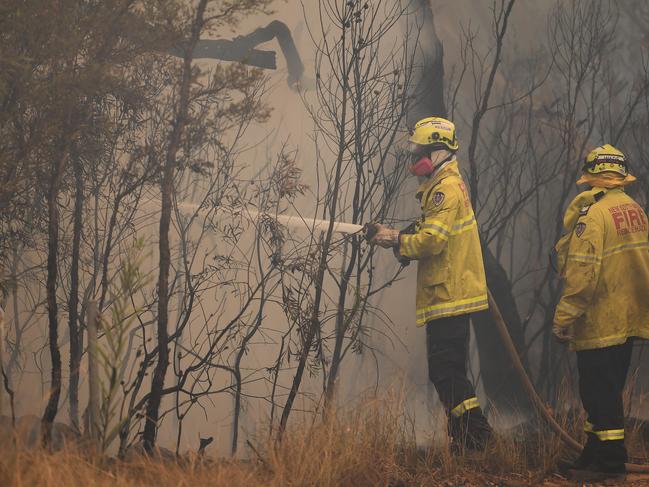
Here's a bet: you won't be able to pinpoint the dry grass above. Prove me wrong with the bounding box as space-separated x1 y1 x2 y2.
1 395 648 487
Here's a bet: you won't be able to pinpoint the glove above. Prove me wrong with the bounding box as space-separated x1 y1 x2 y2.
393 222 417 265
370 223 400 249
392 246 410 266
552 323 573 343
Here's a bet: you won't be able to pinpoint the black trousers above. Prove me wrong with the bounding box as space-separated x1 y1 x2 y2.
576 340 633 472
426 313 492 450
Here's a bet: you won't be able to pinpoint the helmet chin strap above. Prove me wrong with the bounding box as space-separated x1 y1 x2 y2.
427 150 455 177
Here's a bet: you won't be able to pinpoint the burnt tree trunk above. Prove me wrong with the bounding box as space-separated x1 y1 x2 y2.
324 241 356 408
68 154 84 430
407 0 447 122
142 0 208 451
41 147 68 447
472 246 533 415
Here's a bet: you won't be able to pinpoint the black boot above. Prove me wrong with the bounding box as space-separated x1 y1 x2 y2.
567 438 627 482
449 408 492 454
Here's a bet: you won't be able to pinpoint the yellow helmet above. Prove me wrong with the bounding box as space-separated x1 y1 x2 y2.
409 117 459 151
583 144 628 176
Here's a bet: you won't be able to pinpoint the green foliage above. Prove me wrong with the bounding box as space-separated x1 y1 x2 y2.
95 238 151 452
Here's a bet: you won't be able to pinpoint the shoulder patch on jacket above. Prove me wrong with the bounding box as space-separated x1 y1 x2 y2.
433 191 445 206
575 222 586 237
421 179 444 208
579 205 592 216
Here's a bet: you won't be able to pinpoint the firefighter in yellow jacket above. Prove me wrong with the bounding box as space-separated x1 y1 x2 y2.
554 144 649 480
372 117 492 452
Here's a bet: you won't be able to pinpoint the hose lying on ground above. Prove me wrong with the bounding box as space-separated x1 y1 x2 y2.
487 290 649 474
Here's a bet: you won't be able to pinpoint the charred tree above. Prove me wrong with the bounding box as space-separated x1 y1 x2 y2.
142 0 209 451
407 0 447 121
171 39 275 69
230 20 305 88
472 247 533 414
167 20 304 87
41 137 69 447
67 152 84 431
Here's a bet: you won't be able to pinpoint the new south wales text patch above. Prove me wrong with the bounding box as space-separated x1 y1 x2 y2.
433 191 445 206
575 222 586 237
608 203 648 236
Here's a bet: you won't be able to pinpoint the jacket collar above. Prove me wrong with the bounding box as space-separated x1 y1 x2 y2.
417 159 460 198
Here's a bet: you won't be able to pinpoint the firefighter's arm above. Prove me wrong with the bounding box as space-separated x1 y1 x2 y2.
553 216 604 329
398 189 459 260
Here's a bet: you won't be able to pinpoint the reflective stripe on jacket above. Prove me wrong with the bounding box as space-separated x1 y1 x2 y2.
399 160 488 325
554 188 649 351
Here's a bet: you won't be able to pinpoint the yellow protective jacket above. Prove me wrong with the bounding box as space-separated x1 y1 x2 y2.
554 188 649 351
399 160 489 325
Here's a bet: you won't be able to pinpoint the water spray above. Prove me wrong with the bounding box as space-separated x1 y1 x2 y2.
173 201 378 240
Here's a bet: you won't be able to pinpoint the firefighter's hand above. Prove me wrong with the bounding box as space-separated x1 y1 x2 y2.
393 246 410 266
552 323 573 343
370 224 400 248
